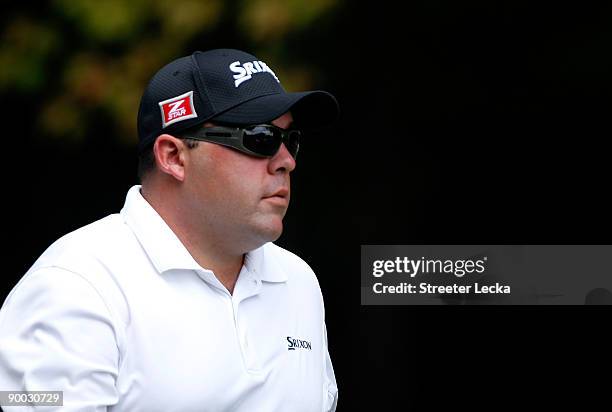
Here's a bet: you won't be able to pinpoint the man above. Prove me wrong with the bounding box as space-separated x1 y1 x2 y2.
0 49 339 411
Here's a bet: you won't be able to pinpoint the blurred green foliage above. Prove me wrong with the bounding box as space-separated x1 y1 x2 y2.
0 0 339 144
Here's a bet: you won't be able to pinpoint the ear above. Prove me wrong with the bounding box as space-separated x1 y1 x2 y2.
153 134 188 182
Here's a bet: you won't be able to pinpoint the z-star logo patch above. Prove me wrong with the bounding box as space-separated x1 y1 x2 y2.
158 91 197 128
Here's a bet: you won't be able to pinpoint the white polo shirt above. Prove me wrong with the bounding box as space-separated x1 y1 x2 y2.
0 186 338 411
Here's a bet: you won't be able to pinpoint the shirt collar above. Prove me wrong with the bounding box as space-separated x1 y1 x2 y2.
120 185 201 274
120 185 288 283
244 244 288 283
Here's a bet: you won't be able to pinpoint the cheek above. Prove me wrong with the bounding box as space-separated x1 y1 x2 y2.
219 171 260 206
192 149 266 209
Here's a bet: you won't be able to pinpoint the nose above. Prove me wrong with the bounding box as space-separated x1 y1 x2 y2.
268 142 296 174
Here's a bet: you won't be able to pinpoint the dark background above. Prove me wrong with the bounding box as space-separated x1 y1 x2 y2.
358 1 611 410
2 1 611 410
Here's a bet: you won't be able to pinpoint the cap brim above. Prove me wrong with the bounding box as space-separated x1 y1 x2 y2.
211 91 339 130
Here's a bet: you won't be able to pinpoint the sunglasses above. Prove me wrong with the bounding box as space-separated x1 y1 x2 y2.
180 124 301 159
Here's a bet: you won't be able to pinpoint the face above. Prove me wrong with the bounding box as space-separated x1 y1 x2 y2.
182 112 297 252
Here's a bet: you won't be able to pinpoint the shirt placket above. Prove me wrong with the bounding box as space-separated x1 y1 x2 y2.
231 268 262 373
196 267 263 374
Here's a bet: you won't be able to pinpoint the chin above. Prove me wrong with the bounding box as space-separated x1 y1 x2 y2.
251 219 284 246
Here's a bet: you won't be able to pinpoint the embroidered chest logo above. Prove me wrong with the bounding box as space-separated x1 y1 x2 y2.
287 336 312 351
158 90 197 128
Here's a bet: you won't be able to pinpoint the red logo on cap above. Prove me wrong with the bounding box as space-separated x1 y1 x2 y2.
158 91 197 128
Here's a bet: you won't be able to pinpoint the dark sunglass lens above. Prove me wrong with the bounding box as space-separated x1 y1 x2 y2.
243 126 281 156
286 130 300 158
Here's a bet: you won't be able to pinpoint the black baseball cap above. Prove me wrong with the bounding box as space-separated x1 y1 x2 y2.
137 49 339 152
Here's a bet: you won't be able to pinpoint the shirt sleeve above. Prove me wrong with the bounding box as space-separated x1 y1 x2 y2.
323 322 338 412
0 267 122 411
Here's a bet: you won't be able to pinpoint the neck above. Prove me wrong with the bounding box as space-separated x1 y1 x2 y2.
141 184 244 294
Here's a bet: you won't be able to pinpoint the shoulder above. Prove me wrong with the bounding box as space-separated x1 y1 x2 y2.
31 213 134 274
13 214 133 327
1 265 115 325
